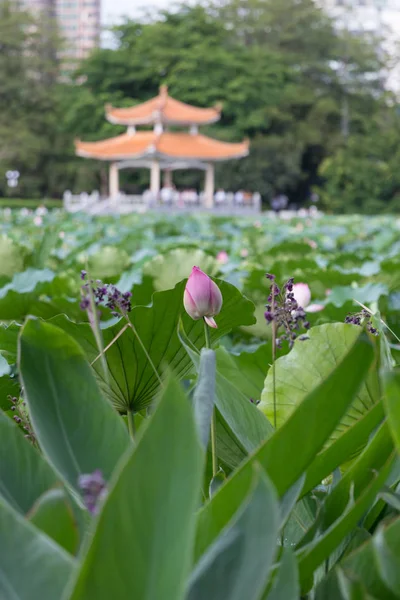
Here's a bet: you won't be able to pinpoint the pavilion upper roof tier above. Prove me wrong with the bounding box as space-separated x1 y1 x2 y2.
75 131 249 162
105 85 222 126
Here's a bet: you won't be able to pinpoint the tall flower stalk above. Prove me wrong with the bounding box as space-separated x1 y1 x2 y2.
203 319 219 478
184 266 223 478
80 273 163 441
264 274 310 428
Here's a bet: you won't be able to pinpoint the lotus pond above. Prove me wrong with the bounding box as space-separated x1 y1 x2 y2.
2 209 400 599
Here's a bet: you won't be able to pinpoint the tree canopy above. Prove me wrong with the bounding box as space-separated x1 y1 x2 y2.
1 0 399 212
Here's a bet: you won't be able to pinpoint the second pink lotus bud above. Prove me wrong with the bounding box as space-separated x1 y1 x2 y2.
184 266 223 328
292 283 324 313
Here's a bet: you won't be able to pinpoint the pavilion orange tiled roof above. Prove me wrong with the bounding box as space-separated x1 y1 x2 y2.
75 131 249 162
105 85 222 126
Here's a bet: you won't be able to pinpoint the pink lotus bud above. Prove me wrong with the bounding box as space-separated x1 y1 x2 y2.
184 266 223 328
306 303 325 313
216 251 229 265
292 283 311 309
292 283 325 313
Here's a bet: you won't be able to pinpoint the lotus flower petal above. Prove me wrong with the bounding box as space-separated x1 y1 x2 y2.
184 266 223 325
292 283 311 309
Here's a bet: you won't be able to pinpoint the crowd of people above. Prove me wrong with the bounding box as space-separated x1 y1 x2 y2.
144 186 262 208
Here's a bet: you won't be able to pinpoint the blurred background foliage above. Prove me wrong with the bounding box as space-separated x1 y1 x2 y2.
1 0 400 213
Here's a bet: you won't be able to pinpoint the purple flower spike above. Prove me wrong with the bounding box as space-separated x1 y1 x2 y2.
80 297 90 310
264 275 311 349
78 469 107 515
345 311 379 336
79 272 133 318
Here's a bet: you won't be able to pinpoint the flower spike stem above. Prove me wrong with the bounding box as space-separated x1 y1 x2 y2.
271 290 277 429
204 319 218 478
127 408 136 441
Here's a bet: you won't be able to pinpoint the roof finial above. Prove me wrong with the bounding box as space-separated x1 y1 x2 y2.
160 84 168 97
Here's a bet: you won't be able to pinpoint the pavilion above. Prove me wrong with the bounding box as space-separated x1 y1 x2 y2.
75 85 249 208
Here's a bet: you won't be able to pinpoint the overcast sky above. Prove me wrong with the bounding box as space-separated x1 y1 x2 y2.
102 0 170 24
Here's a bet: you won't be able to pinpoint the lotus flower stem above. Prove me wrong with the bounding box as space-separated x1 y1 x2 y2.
127 408 136 441
271 292 277 429
204 318 218 477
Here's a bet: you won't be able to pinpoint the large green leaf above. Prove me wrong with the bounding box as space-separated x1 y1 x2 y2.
32 224 62 269
326 283 388 308
296 422 395 590
84 246 130 280
241 302 271 339
143 248 219 291
382 370 400 455
19 319 130 493
187 468 280 600
0 235 24 277
264 550 299 600
28 488 80 554
67 377 203 600
195 328 374 561
0 321 19 365
317 517 400 600
215 343 271 401
0 495 75 600
178 320 272 468
336 568 370 600
372 527 400 597
0 268 76 320
0 322 21 408
299 422 393 550
260 324 380 445
301 401 385 497
51 278 256 413
0 410 59 514
0 367 19 410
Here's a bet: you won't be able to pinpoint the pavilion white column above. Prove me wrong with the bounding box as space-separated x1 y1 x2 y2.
163 169 173 188
204 162 215 209
109 162 119 200
150 160 161 200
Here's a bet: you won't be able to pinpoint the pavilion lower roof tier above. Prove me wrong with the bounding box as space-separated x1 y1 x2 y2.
106 86 221 126
75 132 249 162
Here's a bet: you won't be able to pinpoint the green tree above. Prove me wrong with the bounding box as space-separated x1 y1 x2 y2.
0 2 61 198
1 0 396 209
318 110 400 214
69 1 387 205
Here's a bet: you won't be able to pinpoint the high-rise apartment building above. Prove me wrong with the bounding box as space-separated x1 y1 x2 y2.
21 0 100 65
56 0 100 63
22 0 54 11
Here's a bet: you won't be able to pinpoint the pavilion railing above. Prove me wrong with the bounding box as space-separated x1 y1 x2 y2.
63 190 263 214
